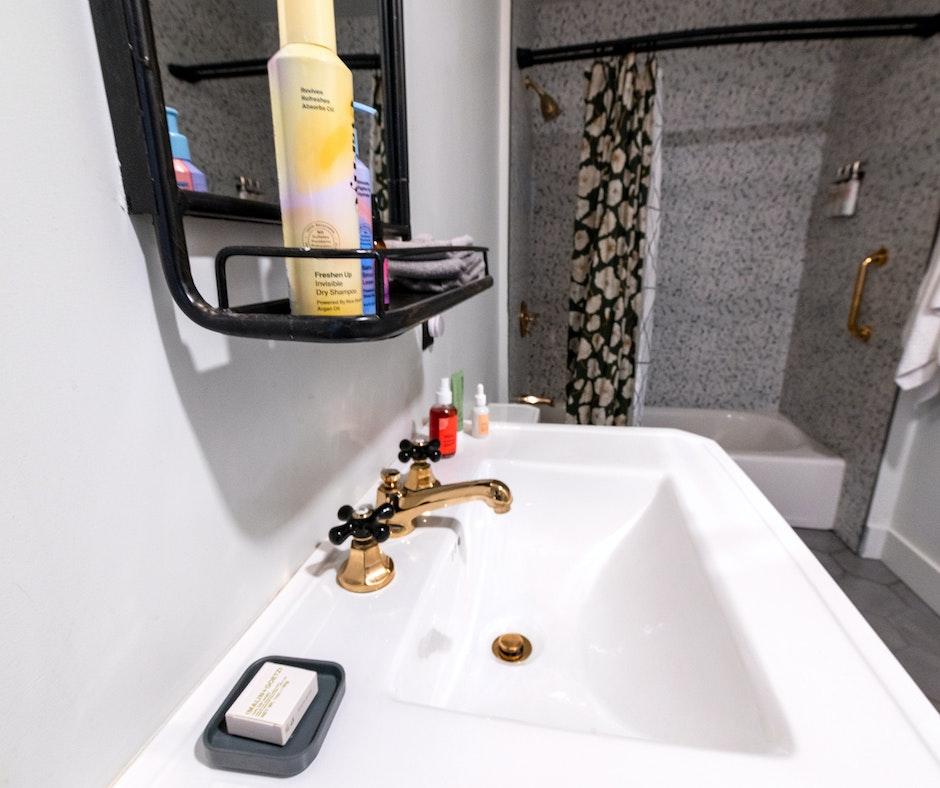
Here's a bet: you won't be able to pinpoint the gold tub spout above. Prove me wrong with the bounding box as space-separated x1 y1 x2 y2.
377 468 512 537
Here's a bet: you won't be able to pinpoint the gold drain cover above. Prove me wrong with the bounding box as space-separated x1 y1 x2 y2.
492 632 533 663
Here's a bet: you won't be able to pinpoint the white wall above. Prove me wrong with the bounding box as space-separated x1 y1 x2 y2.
865 389 940 616
403 0 509 404
0 2 507 785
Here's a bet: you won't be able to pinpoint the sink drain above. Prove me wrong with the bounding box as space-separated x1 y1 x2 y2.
492 633 532 663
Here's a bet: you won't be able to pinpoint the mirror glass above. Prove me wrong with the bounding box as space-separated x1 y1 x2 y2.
149 0 394 222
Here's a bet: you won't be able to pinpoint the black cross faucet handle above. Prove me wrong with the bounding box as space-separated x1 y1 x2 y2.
329 503 396 545
398 438 442 463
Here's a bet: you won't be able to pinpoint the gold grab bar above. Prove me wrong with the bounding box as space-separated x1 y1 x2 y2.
848 247 888 342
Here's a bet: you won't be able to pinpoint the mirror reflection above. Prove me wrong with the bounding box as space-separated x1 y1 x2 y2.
150 0 389 217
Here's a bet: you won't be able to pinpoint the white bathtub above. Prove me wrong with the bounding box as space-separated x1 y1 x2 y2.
530 404 845 530
643 407 845 530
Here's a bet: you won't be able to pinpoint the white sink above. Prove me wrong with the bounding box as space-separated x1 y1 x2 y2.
117 424 940 787
392 465 783 753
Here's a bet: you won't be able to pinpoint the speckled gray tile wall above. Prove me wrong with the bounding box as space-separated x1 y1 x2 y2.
509 1 536 390
151 0 279 200
780 8 940 550
508 0 843 408
151 1 379 201
337 15 382 167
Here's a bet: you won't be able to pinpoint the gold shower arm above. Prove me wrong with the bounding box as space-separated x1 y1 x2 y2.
847 247 888 342
523 76 562 121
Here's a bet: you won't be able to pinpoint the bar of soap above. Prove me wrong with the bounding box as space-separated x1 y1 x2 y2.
224 662 318 746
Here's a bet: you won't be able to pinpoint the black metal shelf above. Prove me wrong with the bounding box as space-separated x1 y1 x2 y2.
208 244 492 343
88 0 434 344
168 53 381 82
228 277 493 342
180 191 281 224
178 190 411 240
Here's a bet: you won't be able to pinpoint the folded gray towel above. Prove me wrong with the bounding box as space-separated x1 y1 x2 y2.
387 259 485 293
384 235 485 293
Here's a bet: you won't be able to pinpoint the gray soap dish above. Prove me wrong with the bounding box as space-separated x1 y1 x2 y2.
200 656 345 778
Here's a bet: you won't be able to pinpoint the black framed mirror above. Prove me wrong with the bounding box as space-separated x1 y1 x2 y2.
102 0 410 238
88 0 496 343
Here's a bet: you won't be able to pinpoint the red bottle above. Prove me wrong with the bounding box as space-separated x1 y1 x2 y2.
429 377 458 458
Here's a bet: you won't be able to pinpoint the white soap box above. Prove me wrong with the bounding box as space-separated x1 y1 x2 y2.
224 661 319 746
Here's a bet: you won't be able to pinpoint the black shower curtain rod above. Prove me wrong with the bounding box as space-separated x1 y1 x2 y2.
516 14 940 68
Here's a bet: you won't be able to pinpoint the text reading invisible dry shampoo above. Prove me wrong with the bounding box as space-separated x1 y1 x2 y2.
268 0 361 315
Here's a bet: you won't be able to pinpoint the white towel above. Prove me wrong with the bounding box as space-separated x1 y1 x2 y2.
896 222 940 399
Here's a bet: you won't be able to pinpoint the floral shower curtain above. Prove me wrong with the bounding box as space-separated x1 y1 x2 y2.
566 54 657 425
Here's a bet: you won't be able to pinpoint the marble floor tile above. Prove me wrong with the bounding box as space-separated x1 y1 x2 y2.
835 574 909 619
893 647 940 702
795 528 940 711
813 551 844 580
796 528 844 554
894 606 940 654
831 549 899 585
861 612 909 653
892 581 939 618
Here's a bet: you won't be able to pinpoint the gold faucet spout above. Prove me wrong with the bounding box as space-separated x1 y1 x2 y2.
378 471 512 537
399 479 512 514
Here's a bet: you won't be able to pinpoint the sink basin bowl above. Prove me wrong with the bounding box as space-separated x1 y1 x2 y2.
392 464 784 753
117 424 940 787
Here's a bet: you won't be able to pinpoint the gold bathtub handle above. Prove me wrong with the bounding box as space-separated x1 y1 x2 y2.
514 394 555 406
848 247 888 342
519 301 539 338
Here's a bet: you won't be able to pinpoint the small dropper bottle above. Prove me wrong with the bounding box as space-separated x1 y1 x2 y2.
472 384 490 438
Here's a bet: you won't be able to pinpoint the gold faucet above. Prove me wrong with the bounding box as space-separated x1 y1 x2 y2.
376 438 512 538
329 503 397 593
328 440 512 593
